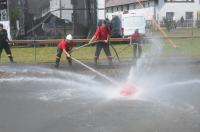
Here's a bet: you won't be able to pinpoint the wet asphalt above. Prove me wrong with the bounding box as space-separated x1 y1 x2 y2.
0 58 200 132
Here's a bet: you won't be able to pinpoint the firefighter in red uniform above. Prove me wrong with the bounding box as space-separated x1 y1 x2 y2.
130 29 144 59
0 23 14 63
89 20 113 65
55 34 75 68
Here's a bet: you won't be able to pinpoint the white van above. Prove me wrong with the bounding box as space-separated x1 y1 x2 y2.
122 14 146 37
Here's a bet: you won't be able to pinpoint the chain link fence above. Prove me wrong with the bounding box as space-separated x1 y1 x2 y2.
1 28 200 64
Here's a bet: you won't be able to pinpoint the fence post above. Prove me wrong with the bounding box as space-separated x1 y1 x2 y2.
34 40 36 62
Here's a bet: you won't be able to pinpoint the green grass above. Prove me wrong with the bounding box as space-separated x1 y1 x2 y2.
162 38 200 57
162 28 200 36
0 45 133 63
1 28 200 63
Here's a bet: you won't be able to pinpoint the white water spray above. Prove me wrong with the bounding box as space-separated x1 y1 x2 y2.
72 57 119 86
160 79 200 89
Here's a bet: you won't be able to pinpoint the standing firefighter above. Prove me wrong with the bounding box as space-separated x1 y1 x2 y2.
130 29 144 59
55 34 75 68
0 23 14 63
89 20 113 65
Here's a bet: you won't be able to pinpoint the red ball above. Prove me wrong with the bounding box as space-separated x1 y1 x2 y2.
120 83 136 96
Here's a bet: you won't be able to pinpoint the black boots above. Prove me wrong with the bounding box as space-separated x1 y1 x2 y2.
94 58 98 65
55 58 60 68
67 57 72 66
55 58 72 68
8 56 14 64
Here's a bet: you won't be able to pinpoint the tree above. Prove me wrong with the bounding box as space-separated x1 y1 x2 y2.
9 5 20 38
163 17 174 32
197 11 200 28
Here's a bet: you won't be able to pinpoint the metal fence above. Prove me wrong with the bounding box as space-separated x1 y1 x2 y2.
0 38 132 64
1 28 200 64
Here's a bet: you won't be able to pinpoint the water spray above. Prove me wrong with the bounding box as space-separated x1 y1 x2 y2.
136 0 177 48
71 57 118 86
70 41 137 97
71 57 137 97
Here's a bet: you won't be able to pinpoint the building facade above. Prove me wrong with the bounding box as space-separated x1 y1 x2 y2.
106 0 155 20
106 0 200 25
97 0 106 20
157 0 200 21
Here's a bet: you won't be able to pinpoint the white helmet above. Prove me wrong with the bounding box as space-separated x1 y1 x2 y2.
66 34 73 41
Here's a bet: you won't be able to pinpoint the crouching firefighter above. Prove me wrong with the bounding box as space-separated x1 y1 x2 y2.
0 23 14 63
55 34 75 68
89 20 113 65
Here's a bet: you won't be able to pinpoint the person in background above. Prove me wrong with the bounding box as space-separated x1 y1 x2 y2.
180 16 184 27
89 20 113 65
130 29 144 59
105 18 112 30
55 34 75 68
0 23 14 63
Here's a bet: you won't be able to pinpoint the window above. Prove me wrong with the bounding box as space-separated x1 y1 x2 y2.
185 12 193 20
166 12 174 20
143 2 145 8
130 3 135 9
126 4 129 10
121 5 123 11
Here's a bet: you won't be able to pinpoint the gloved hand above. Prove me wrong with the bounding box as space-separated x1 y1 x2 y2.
103 40 108 43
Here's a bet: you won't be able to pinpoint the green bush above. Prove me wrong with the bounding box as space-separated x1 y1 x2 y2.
196 20 200 28
163 18 175 32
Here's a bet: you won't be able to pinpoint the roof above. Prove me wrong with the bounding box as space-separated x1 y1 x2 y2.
106 0 147 7
27 12 72 35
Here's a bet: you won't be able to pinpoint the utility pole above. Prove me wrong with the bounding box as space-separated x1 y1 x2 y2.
59 0 62 18
7 0 9 21
24 0 28 35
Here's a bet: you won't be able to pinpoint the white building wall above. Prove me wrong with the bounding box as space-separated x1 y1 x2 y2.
132 7 154 20
106 0 200 22
157 0 200 21
50 0 73 21
106 11 123 20
61 0 73 21
50 0 59 17
106 1 155 20
97 0 105 20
